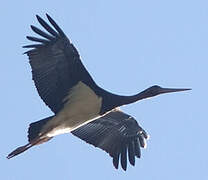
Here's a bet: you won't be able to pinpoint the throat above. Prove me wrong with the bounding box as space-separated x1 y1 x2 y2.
99 93 124 114
100 91 147 112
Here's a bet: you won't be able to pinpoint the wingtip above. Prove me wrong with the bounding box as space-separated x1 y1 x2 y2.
35 14 50 19
22 49 30 54
36 14 42 22
26 36 31 40
113 156 119 170
30 25 35 31
130 161 135 166
113 165 119 170
46 13 52 21
123 167 127 171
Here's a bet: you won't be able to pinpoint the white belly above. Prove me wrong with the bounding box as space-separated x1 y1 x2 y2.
42 81 102 137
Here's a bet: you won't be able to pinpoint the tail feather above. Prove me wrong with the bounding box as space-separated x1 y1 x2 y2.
7 116 54 159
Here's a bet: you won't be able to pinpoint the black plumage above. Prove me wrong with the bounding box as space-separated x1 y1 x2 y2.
72 110 149 170
7 14 190 171
24 14 98 113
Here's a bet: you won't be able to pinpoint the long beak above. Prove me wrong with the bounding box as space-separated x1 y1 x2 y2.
159 87 191 94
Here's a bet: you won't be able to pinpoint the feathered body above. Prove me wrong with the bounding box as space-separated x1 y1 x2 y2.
7 14 190 171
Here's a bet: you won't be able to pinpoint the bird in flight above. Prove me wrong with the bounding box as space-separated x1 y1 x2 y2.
7 14 190 171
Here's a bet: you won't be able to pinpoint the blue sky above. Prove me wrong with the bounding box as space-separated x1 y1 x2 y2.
1 0 207 179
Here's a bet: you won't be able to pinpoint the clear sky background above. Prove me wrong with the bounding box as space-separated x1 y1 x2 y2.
1 0 207 179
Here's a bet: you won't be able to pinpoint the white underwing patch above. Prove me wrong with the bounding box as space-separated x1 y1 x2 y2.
42 81 103 137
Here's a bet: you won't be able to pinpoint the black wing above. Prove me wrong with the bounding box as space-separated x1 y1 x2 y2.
24 14 98 113
72 110 149 171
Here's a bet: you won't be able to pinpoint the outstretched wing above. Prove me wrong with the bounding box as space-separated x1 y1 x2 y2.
72 110 149 171
24 14 98 113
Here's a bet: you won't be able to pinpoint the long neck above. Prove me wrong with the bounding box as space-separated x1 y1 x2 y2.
115 89 152 107
101 85 190 112
99 88 151 114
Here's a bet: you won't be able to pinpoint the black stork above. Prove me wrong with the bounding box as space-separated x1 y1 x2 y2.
7 14 190 171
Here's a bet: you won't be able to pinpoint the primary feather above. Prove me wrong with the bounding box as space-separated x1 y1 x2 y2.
24 14 97 113
72 110 149 170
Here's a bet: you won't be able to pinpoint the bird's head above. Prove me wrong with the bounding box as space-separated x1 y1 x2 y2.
143 85 191 98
